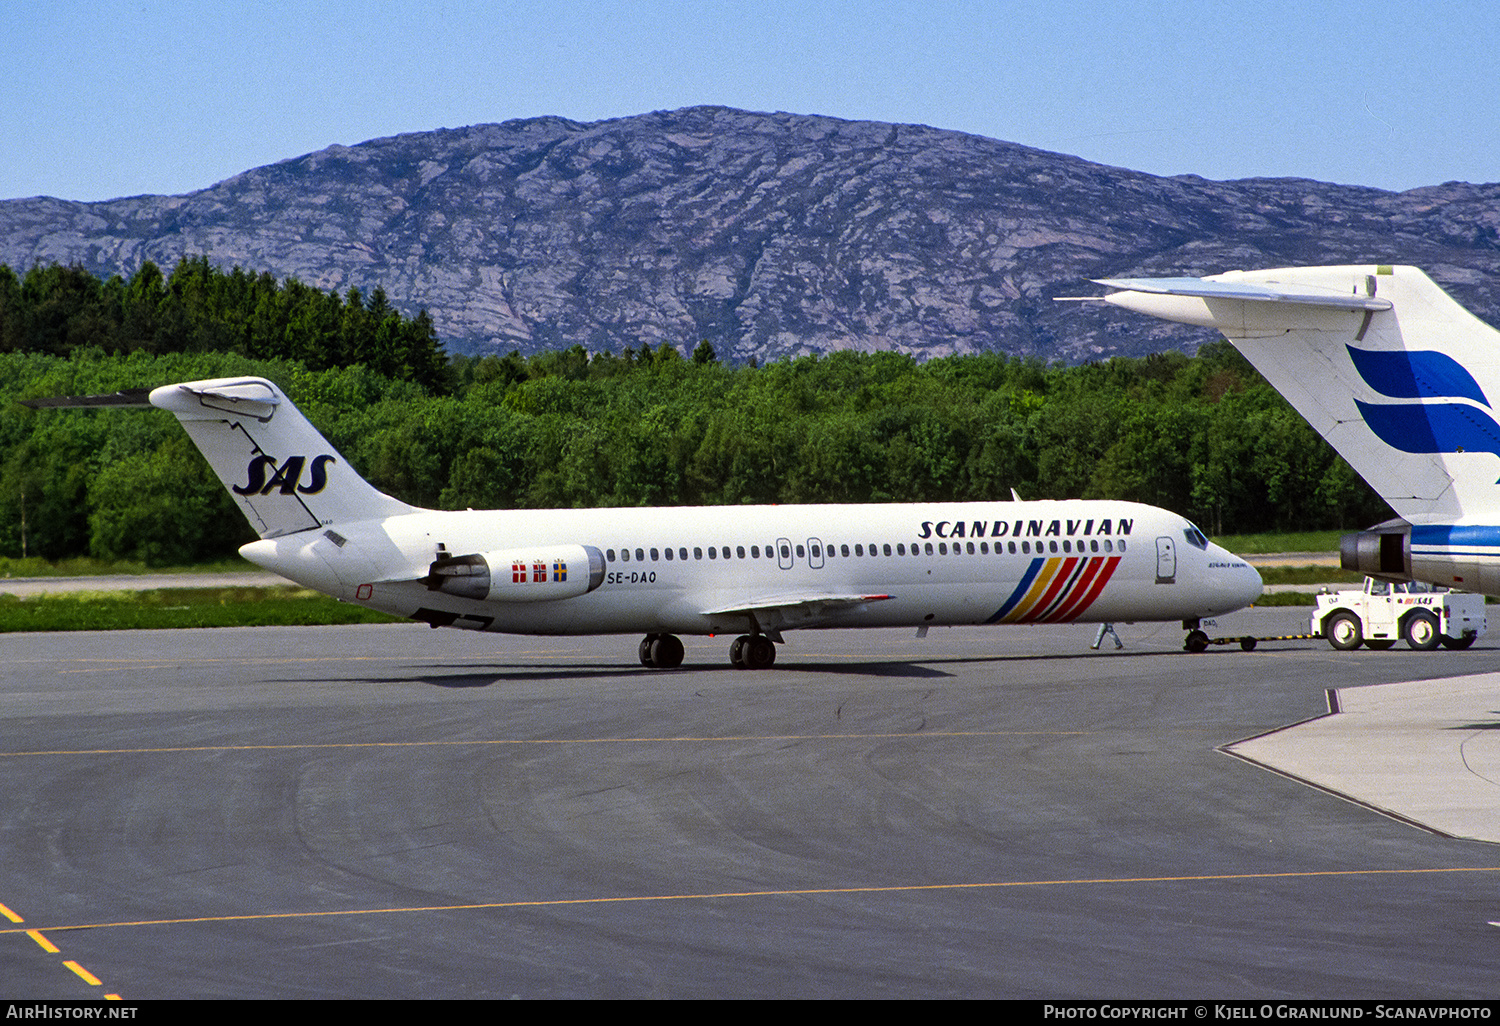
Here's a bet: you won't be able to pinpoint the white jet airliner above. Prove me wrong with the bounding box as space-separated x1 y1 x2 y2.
24 376 1262 665
1082 264 1500 597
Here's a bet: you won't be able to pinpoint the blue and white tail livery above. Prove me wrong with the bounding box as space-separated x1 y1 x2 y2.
1089 265 1500 594
25 376 1262 665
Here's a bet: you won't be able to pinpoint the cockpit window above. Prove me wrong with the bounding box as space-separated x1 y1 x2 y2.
1183 525 1209 550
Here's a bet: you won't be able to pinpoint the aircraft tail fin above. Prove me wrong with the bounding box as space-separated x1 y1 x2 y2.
27 377 414 537
1093 265 1500 524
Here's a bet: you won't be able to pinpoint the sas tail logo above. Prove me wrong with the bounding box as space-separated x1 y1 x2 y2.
234 454 336 496
1347 345 1500 465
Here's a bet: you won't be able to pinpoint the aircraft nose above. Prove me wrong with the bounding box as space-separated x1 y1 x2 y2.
1209 543 1263 611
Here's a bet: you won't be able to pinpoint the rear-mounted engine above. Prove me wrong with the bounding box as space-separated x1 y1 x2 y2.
424 544 606 602
1340 519 1410 580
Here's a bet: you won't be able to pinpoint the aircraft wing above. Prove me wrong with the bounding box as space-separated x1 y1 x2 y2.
701 592 893 620
1091 277 1392 311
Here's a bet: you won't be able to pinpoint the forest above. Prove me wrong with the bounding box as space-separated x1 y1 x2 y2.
0 260 1392 565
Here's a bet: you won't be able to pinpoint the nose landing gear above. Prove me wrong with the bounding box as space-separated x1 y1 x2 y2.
1183 618 1210 653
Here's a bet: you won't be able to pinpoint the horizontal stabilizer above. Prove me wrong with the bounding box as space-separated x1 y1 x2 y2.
20 387 155 409
1091 277 1391 311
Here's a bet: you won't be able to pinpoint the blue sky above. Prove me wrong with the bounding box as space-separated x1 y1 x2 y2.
3 0 1496 202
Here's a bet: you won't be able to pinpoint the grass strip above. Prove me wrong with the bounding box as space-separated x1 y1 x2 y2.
0 587 404 632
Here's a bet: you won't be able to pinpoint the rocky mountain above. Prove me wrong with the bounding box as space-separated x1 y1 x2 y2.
3 106 1498 362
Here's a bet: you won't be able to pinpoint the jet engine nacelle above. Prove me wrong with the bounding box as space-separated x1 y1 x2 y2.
424 544 606 603
1341 520 1410 581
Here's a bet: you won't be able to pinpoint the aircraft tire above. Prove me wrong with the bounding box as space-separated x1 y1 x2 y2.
1324 612 1362 651
730 635 750 669
649 634 685 669
1440 633 1477 650
1402 610 1440 651
746 635 777 669
640 634 661 667
1184 629 1209 653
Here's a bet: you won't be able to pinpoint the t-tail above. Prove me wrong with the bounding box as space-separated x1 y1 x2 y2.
1081 265 1500 594
26 376 414 536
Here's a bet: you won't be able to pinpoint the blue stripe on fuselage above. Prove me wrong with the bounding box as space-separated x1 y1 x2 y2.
1411 524 1500 550
986 557 1044 624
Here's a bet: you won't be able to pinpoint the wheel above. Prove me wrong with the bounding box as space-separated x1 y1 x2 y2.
1324 611 1362 651
1239 637 1257 651
745 635 777 669
1184 629 1209 653
1440 633 1477 650
639 634 660 667
729 635 751 669
649 634 684 669
1402 610 1440 651
1363 639 1395 651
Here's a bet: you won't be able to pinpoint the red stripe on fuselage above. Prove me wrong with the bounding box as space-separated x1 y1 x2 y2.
1044 556 1107 623
1054 556 1121 621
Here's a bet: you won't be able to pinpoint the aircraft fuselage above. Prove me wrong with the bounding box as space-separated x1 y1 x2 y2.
240 499 1260 637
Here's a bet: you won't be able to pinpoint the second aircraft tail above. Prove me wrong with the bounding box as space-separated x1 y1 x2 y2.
1091 265 1500 525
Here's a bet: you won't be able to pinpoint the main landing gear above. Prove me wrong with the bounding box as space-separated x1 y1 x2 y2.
639 633 685 669
637 632 780 669
729 633 777 670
